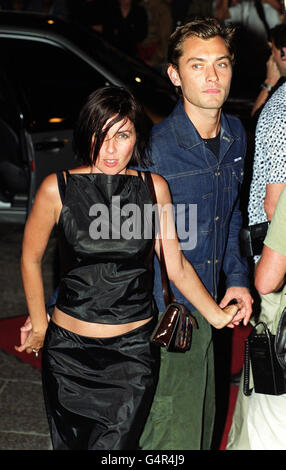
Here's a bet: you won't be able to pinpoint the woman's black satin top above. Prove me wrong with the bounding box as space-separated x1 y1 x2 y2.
55 171 157 324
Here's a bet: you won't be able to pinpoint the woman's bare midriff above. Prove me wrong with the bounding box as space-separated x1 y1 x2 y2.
52 306 152 338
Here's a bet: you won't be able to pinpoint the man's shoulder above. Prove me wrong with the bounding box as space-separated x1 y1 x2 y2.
222 111 244 134
152 113 174 139
151 100 184 139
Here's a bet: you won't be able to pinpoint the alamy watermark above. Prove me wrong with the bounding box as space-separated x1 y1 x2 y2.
89 196 197 250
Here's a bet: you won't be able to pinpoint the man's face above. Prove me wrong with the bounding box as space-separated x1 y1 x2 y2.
271 42 286 77
167 35 232 114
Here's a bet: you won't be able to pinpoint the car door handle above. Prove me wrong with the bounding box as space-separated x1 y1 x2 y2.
34 140 66 151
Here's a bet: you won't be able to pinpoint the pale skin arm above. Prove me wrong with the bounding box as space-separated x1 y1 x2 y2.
255 245 286 294
251 53 280 117
15 174 60 354
152 174 244 329
264 183 286 221
256 182 286 293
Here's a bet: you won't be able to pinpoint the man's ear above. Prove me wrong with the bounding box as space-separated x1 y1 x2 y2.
167 64 181 87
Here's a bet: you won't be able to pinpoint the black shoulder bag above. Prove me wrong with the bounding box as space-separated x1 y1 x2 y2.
244 309 286 396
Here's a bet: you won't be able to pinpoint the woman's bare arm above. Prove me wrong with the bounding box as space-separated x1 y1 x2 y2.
15 174 61 353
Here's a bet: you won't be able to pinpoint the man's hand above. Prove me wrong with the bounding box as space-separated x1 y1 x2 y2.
219 287 253 326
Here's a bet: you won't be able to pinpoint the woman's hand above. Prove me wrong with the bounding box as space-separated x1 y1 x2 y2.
15 314 50 353
212 303 243 330
15 325 47 355
19 173 59 356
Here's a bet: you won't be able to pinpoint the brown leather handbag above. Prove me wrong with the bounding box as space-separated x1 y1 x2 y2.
145 172 198 352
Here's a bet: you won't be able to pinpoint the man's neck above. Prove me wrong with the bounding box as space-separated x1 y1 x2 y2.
183 102 222 139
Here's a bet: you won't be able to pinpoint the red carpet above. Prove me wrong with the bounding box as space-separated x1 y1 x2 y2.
219 385 239 449
0 315 251 449
0 315 41 370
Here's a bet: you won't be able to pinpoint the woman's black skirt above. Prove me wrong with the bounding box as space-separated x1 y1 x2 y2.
42 318 159 450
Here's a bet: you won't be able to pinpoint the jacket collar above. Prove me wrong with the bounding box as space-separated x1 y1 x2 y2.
170 99 239 150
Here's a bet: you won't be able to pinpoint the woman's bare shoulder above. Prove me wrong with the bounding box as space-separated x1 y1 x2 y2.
35 173 63 208
150 173 171 201
150 172 168 187
38 166 88 196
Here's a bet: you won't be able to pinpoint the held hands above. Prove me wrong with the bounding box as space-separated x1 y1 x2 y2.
212 302 242 329
207 288 252 329
219 287 253 328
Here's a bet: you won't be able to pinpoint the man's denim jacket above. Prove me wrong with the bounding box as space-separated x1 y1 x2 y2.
150 99 249 313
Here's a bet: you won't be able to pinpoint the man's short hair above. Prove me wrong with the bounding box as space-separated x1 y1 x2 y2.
168 17 236 68
270 24 286 50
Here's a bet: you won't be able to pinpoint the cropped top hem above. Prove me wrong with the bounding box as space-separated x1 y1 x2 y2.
54 303 157 325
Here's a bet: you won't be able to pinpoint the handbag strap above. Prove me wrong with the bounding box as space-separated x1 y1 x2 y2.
251 321 272 340
243 337 253 396
145 171 176 307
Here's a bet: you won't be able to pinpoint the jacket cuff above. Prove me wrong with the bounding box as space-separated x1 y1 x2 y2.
225 274 250 290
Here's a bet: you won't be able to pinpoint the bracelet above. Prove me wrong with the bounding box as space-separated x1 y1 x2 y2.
261 82 272 91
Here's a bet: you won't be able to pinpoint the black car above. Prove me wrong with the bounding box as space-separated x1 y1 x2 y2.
0 11 177 223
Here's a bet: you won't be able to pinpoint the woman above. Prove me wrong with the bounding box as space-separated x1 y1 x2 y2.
16 86 241 450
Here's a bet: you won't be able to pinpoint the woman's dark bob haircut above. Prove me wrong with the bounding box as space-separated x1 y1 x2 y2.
73 86 152 168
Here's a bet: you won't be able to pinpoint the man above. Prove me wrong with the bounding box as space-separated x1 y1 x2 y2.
227 25 286 451
139 18 253 451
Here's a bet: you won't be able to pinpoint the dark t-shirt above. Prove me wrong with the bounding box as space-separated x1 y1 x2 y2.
204 131 220 158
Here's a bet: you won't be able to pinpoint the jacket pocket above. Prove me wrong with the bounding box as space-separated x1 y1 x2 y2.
232 164 244 184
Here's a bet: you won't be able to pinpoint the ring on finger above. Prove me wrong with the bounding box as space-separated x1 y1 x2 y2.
32 348 39 358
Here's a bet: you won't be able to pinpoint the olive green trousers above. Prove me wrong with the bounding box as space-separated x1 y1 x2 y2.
139 313 215 450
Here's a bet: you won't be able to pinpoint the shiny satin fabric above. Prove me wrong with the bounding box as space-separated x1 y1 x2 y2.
56 172 156 324
42 319 159 450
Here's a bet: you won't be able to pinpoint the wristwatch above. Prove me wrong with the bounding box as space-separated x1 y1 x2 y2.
261 82 272 91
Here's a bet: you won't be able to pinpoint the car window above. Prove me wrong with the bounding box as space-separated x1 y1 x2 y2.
74 29 177 121
0 69 21 133
2 38 109 132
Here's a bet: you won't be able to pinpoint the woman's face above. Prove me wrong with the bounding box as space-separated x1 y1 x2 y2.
93 117 136 175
